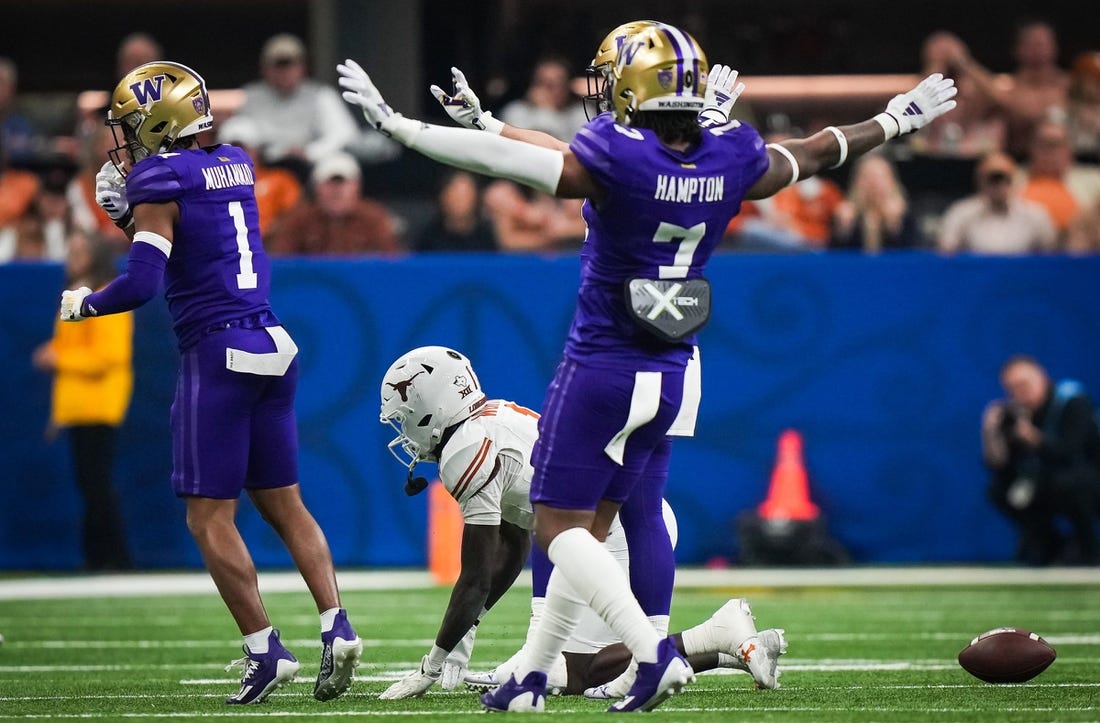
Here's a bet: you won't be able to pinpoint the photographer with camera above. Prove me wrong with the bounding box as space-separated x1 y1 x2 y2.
982 355 1100 565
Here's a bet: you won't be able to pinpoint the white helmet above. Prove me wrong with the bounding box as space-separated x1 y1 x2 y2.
379 346 487 470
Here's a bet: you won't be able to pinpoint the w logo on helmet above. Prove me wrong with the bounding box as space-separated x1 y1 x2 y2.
130 75 166 105
620 40 645 66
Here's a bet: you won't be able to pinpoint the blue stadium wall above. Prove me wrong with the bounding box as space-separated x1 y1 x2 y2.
3 253 1099 570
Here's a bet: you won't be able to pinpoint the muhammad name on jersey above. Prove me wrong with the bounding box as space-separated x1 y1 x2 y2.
201 161 255 190
654 174 724 203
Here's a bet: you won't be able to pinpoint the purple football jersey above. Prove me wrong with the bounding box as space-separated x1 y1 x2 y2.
566 113 769 370
127 144 276 349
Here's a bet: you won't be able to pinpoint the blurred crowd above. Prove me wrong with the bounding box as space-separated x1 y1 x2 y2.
3 21 1100 267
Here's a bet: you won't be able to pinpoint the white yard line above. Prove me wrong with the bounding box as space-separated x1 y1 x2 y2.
2 566 1099 601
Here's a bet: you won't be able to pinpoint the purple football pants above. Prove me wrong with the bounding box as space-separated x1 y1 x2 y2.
530 356 682 616
170 326 299 498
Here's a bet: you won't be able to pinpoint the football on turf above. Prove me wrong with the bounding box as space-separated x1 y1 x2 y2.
958 627 1056 683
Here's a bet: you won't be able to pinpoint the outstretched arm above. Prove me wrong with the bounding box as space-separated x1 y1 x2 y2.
430 66 570 151
341 59 604 200
747 73 957 200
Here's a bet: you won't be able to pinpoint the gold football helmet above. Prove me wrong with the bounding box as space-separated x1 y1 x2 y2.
106 61 213 171
584 20 657 118
611 24 709 126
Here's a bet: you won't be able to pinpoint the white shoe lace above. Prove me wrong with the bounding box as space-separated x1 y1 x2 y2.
226 655 261 683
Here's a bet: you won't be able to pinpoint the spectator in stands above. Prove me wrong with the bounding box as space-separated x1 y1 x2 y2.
36 168 72 261
0 132 39 262
981 354 1100 565
1021 119 1081 242
947 20 1070 158
937 151 1056 254
267 150 399 256
32 229 133 571
217 115 302 237
909 32 1007 158
414 170 497 252
234 33 358 178
1067 52 1100 164
0 57 45 165
499 56 588 143
1066 196 1100 253
831 154 923 252
116 32 163 78
482 179 585 253
66 123 129 250
726 176 844 252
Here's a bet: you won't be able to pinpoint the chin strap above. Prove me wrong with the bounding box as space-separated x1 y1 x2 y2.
405 468 429 496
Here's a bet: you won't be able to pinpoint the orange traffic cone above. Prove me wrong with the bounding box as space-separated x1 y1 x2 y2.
757 429 820 521
428 480 463 584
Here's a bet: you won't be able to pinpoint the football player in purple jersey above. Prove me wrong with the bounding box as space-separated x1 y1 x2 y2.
425 21 753 703
57 62 362 705
339 23 955 712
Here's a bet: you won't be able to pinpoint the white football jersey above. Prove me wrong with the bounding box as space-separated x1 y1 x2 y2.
437 399 540 529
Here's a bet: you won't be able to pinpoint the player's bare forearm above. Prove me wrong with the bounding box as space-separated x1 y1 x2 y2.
789 120 886 177
484 521 530 610
746 121 885 200
434 523 497 652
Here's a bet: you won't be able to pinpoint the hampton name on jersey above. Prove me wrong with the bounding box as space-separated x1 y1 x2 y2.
566 113 769 371
437 399 540 528
126 144 277 350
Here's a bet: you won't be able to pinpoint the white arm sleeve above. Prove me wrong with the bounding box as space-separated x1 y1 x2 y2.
387 117 564 195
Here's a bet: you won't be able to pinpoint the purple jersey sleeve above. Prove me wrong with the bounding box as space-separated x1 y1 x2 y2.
564 114 770 370
126 145 277 350
128 156 186 205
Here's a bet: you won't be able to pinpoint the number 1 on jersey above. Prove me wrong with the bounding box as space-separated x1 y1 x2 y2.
227 201 258 290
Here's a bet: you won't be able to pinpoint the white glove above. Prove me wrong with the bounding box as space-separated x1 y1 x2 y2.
440 624 478 690
429 67 505 135
59 287 93 322
877 72 957 138
337 58 411 140
95 161 132 228
699 64 745 128
378 654 440 699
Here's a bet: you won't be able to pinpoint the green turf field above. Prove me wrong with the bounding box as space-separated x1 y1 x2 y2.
0 575 1097 721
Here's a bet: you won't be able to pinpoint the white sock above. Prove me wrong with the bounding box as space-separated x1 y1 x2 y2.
649 615 670 638
548 527 661 664
320 607 341 634
244 626 273 654
717 652 743 669
680 622 711 657
515 566 585 680
680 599 756 656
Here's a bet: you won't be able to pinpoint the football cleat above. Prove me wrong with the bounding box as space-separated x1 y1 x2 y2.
466 648 566 696
480 671 548 713
737 628 788 690
583 658 637 700
464 667 505 692
607 637 694 713
314 609 363 701
225 629 300 705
